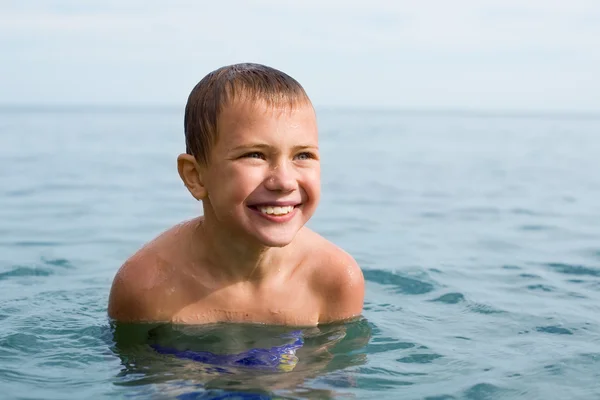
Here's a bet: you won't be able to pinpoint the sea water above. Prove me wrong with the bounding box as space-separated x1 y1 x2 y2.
1 107 600 399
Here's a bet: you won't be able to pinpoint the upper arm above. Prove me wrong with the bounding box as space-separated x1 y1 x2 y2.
108 264 143 322
317 249 365 323
107 257 170 323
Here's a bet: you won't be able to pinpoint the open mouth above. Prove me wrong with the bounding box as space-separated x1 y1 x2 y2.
248 204 299 216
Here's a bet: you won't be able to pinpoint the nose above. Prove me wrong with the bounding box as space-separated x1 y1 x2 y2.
264 160 297 192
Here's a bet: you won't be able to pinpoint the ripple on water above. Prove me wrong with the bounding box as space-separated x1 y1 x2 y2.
396 353 443 364
358 366 426 378
545 262 600 277
526 284 556 292
0 266 53 280
0 333 45 354
419 211 446 219
430 292 465 304
11 241 63 247
354 376 414 389
466 303 505 315
363 302 403 312
41 257 73 268
543 363 563 376
580 353 600 363
363 269 435 295
536 326 574 335
519 273 540 279
4 188 38 197
510 207 543 216
366 338 415 354
427 290 504 314
464 383 509 400
0 258 74 281
519 224 555 231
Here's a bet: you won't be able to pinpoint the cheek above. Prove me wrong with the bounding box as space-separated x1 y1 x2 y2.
210 166 264 201
303 168 321 196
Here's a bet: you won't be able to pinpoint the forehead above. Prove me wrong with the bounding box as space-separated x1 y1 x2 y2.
217 98 318 145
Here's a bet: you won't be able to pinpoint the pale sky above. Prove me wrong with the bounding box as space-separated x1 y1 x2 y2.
1 0 599 111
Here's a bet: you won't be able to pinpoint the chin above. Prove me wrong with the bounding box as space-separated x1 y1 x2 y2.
253 227 302 248
257 235 296 248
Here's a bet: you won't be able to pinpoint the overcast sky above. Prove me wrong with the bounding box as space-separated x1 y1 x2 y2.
1 0 599 111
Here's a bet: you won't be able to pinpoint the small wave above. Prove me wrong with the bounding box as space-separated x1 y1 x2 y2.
510 207 544 216
364 302 403 312
455 206 501 216
4 188 37 197
358 366 426 377
11 241 62 247
41 257 73 268
419 211 446 219
519 273 540 279
464 383 508 399
467 304 505 315
543 363 564 375
353 376 414 389
545 263 600 277
526 284 555 292
0 332 43 354
396 353 443 364
579 353 600 363
363 269 435 295
366 339 415 354
0 258 73 281
519 224 554 231
536 326 573 335
430 292 465 304
0 266 53 280
566 291 587 299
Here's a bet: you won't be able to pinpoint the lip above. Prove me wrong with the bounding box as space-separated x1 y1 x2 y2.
247 201 301 207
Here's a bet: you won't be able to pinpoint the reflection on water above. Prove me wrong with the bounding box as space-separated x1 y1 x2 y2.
110 318 372 398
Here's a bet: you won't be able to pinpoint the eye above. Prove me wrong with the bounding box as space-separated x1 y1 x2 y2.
242 152 265 160
294 152 315 161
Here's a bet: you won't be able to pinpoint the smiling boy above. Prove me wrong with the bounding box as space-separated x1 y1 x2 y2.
108 63 364 326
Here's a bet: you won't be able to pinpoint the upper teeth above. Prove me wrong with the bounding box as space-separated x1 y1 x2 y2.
259 205 294 215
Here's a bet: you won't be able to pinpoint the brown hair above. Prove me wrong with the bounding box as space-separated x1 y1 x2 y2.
184 63 311 165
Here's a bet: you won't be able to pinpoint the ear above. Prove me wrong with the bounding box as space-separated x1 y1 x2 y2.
177 154 208 200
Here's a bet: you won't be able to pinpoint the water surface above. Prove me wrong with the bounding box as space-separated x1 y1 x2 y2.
2 107 600 399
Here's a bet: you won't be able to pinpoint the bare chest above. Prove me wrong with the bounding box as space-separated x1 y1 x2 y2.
170 282 320 326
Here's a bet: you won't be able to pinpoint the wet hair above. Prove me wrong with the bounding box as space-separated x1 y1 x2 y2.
184 63 311 165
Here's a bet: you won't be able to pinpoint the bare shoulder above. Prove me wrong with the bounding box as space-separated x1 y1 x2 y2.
300 229 365 323
108 248 170 322
108 220 197 322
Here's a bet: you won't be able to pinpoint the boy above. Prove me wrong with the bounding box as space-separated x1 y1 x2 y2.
108 63 364 326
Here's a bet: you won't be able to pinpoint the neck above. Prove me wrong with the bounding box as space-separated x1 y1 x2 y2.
193 208 289 283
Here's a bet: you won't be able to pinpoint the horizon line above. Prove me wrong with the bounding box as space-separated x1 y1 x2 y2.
0 103 599 120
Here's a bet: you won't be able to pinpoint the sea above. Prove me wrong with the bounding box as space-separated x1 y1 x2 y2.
1 106 600 399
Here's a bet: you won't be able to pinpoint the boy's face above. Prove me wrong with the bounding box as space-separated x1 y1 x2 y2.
201 98 320 247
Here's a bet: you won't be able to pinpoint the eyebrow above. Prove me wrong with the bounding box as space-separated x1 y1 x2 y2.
229 143 319 152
